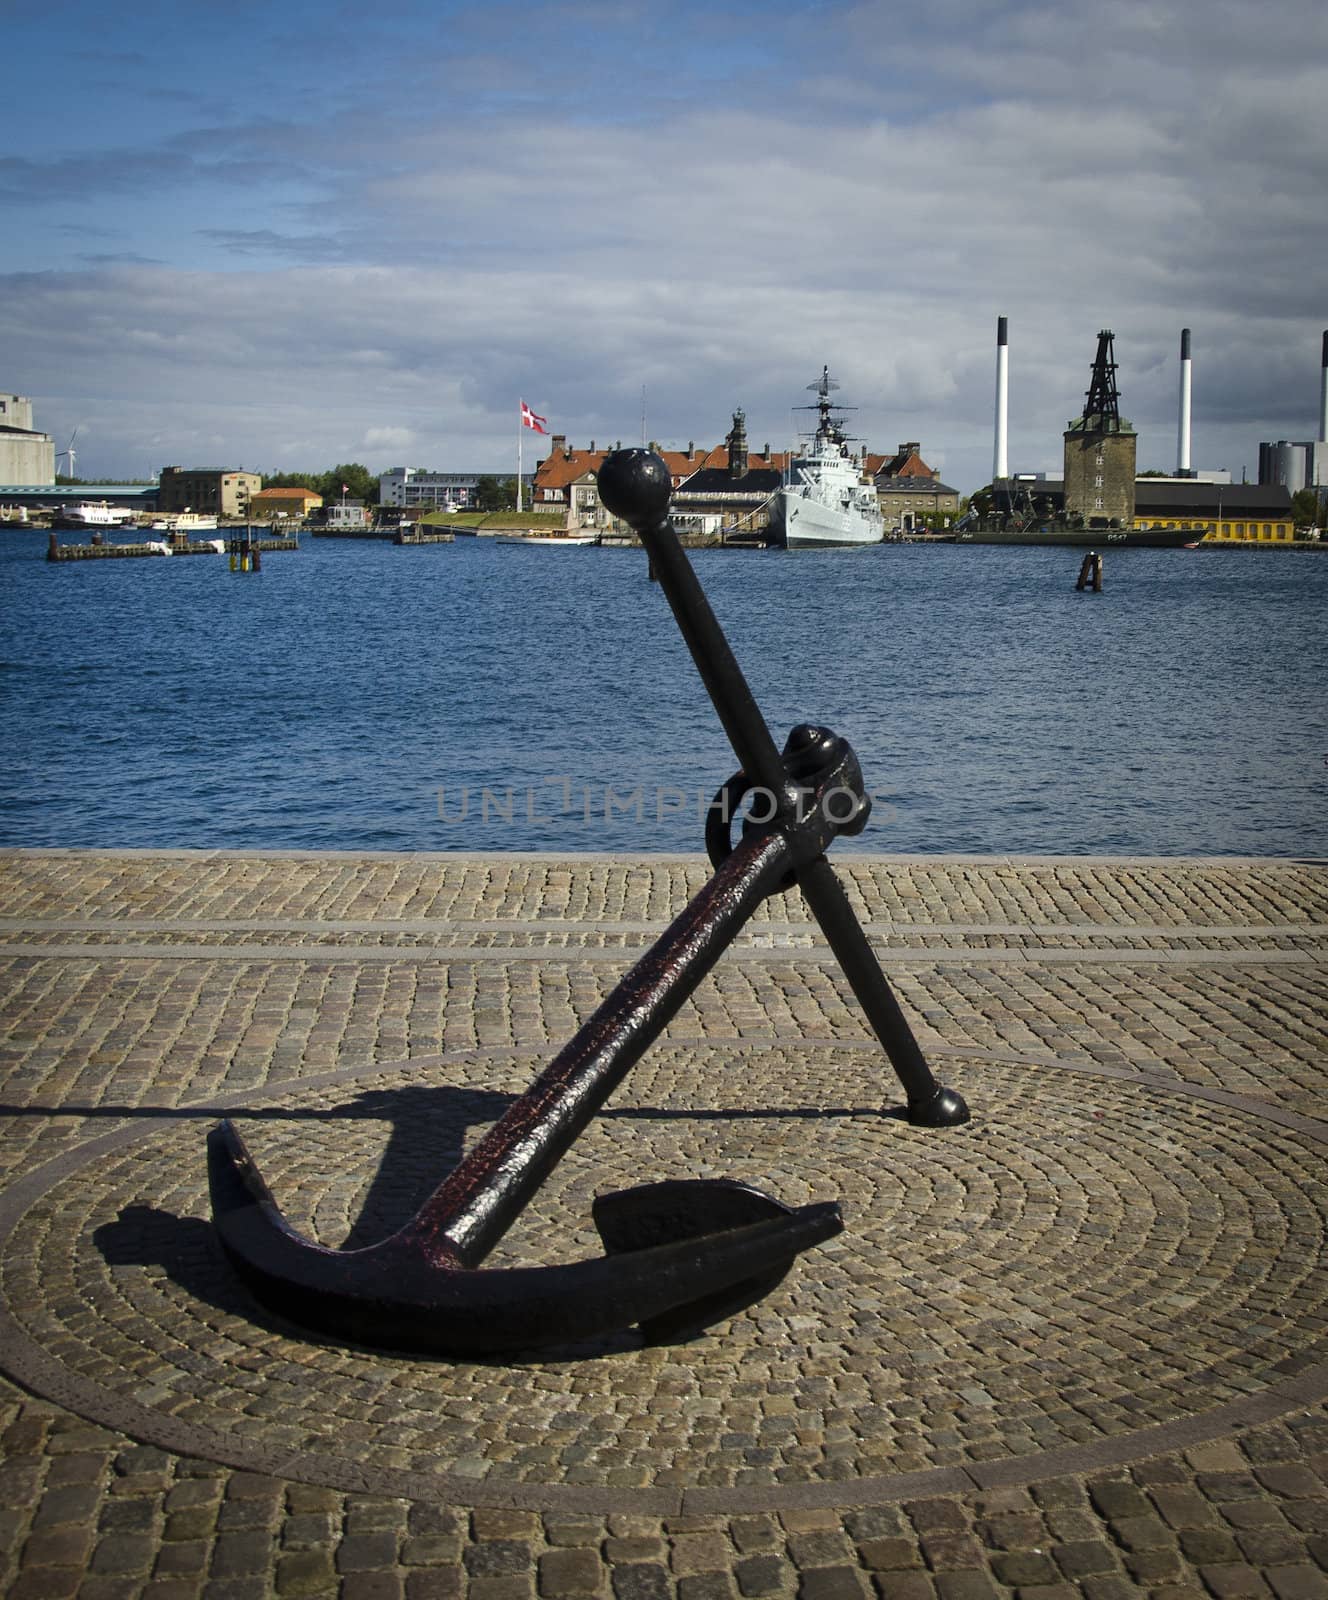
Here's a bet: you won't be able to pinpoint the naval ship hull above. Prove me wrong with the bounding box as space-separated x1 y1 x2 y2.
767 488 883 549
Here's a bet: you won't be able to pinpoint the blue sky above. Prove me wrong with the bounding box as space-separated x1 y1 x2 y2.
4 0 1326 490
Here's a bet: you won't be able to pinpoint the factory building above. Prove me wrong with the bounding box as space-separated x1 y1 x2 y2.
999 476 1294 540
0 392 55 485
1258 439 1327 496
989 320 1311 539
1256 331 1327 498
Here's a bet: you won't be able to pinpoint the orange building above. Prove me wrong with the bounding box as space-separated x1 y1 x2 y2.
248 486 324 521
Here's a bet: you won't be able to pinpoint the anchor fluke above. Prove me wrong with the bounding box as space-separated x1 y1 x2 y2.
209 1123 840 1356
593 1178 842 1343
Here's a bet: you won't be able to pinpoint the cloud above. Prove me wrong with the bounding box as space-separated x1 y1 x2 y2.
3 0 1326 489
76 252 168 267
200 229 351 263
362 426 419 455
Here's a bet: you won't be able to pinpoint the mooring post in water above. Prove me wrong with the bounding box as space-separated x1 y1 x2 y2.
1076 551 1103 592
46 533 57 562
207 446 969 1359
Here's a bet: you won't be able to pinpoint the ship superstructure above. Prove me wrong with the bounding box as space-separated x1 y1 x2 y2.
767 369 884 549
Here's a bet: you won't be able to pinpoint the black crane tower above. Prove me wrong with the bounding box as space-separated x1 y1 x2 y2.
1081 330 1122 428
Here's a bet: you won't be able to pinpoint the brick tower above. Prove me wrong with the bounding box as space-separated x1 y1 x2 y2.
1063 331 1136 527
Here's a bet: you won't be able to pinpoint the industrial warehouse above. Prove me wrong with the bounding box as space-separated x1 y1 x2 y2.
963 320 1322 545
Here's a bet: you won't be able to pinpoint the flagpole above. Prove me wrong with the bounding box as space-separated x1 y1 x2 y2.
518 401 548 514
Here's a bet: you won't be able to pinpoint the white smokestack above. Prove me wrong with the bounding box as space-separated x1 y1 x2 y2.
1320 330 1327 442
1177 328 1192 475
993 315 1009 481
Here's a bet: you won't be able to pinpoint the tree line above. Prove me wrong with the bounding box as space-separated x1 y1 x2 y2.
262 465 381 504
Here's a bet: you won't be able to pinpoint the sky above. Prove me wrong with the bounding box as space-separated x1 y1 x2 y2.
3 0 1326 494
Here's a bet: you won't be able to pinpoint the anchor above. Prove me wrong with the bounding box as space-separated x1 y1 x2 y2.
208 448 969 1357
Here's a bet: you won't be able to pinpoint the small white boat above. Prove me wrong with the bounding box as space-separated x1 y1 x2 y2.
149 513 220 533
495 531 599 546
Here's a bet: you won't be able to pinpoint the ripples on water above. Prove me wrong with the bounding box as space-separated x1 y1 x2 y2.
1 530 1325 855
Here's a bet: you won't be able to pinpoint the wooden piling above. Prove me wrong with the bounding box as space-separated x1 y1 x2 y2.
1076 551 1103 592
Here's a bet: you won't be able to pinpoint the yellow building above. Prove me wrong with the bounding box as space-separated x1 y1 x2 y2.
1132 481 1295 542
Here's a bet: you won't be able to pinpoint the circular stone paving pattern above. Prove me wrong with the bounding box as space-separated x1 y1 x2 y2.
2 1041 1327 1508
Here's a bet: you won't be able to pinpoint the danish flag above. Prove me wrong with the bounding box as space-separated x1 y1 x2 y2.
520 400 548 434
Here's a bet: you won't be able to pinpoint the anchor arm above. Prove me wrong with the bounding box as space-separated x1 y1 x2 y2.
796 856 966 1123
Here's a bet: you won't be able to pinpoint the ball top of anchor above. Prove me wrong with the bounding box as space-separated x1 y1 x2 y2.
596 449 672 528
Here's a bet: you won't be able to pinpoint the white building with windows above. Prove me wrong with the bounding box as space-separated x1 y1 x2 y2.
378 468 479 511
325 498 371 529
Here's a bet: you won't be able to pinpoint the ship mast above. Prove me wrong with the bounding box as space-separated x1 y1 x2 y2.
796 366 857 453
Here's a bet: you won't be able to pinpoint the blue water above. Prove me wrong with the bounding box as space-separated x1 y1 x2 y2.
2 529 1325 856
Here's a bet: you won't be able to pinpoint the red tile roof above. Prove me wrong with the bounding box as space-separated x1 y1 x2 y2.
534 442 795 495
533 437 936 496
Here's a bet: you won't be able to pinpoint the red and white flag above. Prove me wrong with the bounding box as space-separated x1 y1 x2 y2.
520 400 548 435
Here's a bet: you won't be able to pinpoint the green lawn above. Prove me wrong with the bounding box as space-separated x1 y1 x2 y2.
419 510 567 530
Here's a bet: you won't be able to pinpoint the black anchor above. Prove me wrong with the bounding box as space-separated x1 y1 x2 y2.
208 449 969 1357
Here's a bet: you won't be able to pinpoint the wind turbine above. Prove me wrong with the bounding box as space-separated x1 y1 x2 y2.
56 428 79 479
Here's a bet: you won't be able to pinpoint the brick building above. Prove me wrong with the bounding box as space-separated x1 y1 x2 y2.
532 425 942 535
158 468 261 518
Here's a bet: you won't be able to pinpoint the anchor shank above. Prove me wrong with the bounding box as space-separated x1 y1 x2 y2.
636 510 791 801
414 828 795 1266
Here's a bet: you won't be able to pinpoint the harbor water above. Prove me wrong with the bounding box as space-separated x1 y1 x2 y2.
2 530 1325 857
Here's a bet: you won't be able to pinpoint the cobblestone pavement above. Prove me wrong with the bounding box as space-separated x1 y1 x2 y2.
1 848 1325 1600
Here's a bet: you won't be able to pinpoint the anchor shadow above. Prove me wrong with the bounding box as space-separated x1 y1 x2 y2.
92 1081 647 1362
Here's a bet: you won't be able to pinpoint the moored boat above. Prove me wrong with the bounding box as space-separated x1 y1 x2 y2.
48 501 139 531
148 513 220 533
494 531 599 546
955 525 1200 549
766 368 884 549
